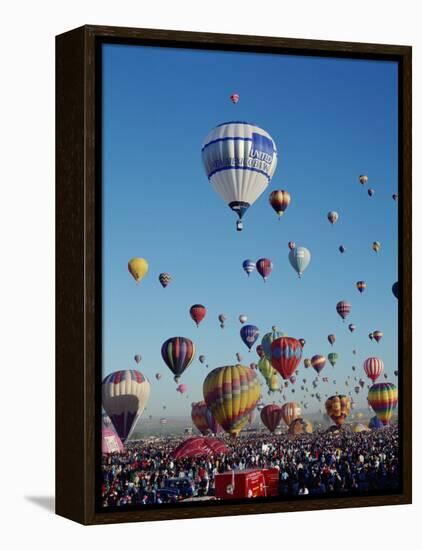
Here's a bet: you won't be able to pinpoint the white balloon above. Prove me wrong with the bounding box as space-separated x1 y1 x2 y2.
202 122 278 230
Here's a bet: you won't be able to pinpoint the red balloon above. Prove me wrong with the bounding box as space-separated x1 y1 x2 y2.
260 404 283 433
190 304 206 326
270 337 303 380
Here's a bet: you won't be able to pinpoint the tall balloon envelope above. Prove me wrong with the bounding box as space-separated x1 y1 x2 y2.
240 324 260 351
202 122 278 231
336 300 351 321
325 394 351 427
288 246 311 278
363 357 384 383
260 404 283 433
270 337 303 380
367 383 398 425
191 401 209 434
128 257 149 284
203 365 260 437
269 189 291 218
102 370 151 442
190 304 206 327
256 258 273 282
242 259 256 277
281 402 301 426
161 337 196 380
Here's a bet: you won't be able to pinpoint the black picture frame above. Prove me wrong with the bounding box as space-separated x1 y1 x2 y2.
56 25 412 525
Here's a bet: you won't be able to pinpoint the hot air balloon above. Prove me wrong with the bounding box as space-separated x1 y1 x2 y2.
354 386 360 395
190 304 206 327
158 272 171 288
367 383 398 425
256 258 273 282
267 373 279 394
102 426 124 454
269 189 291 219
242 259 256 277
102 370 151 442
256 344 265 358
289 418 313 435
368 188 375 197
239 314 248 324
373 330 383 343
203 365 260 437
356 281 366 293
218 314 227 328
205 408 222 434
258 356 274 383
372 241 381 253
304 358 311 369
392 193 398 201
363 357 384 383
311 355 326 374
128 257 149 284
236 352 243 362
199 355 206 364
230 93 240 104
177 383 187 394
369 332 374 341
202 122 277 231
327 353 338 367
369 415 384 429
325 394 351 427
348 323 356 333
392 282 398 299
240 324 259 351
260 404 283 432
359 175 368 185
327 211 339 225
288 241 296 250
270 337 303 379
261 329 285 359
328 334 336 346
155 373 161 380
161 337 195 381
281 402 301 426
288 246 311 278
299 338 306 347
134 354 142 365
191 401 209 434
336 300 351 321
339 245 346 254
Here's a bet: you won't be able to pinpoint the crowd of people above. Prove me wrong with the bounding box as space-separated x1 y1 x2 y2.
101 425 399 507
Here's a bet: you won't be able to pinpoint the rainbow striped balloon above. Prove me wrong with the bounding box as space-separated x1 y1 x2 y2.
368 383 398 425
203 365 260 437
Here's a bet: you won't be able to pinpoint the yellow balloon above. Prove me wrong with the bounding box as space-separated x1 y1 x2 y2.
128 257 149 284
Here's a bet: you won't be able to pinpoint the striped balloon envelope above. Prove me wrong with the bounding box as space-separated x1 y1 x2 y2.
202 122 277 231
336 300 352 321
363 357 384 382
281 402 301 427
158 272 171 288
269 189 291 218
270 337 303 379
203 365 260 437
261 329 285 359
242 259 256 276
260 404 283 433
102 370 151 442
311 355 326 374
161 336 196 380
191 401 209 435
367 383 398 425
256 258 273 282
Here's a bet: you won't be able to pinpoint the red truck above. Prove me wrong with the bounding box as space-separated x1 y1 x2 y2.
215 468 279 500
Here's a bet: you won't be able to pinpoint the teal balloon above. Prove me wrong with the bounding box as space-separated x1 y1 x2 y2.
289 246 311 277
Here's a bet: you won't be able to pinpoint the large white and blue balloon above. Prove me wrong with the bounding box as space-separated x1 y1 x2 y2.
289 246 311 278
202 122 278 230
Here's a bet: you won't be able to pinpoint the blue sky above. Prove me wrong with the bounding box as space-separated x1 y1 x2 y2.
102 44 398 417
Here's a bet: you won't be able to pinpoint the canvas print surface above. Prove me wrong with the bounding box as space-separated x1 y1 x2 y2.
100 44 399 509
